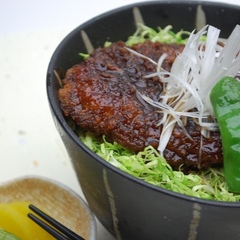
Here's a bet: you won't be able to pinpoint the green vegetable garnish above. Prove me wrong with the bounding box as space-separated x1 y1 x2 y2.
0 229 21 240
210 76 240 193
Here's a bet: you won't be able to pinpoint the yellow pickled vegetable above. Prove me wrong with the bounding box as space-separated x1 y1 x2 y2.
0 202 54 240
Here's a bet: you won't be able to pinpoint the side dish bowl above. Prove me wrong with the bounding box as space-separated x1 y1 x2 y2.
47 1 240 239
0 176 96 240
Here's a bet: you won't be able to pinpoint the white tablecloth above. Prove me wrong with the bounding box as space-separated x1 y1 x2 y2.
0 0 239 239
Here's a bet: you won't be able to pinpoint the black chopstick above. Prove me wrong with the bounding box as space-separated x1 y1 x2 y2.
28 204 85 240
28 213 69 240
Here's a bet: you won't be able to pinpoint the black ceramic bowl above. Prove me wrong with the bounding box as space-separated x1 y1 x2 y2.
47 1 240 239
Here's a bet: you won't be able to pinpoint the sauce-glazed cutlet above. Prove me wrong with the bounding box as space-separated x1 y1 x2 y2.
59 41 223 170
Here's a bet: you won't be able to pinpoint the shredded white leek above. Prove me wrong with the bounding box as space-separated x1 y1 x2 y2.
132 24 240 153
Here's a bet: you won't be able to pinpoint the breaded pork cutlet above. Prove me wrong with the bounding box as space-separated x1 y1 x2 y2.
59 41 223 170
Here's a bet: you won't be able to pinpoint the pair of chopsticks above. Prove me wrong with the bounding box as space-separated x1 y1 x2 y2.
28 204 85 240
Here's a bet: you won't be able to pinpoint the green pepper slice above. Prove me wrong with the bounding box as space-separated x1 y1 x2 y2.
210 76 240 193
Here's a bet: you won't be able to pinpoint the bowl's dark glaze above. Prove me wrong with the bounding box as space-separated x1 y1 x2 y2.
47 1 240 239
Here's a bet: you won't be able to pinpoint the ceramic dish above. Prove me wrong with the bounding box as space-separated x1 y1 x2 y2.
0 176 96 240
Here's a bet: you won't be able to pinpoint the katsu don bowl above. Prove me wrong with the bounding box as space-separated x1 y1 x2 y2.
47 1 240 239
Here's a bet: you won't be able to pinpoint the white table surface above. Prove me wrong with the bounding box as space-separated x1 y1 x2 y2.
0 0 239 239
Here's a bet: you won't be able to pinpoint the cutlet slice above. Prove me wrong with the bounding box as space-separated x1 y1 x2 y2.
59 41 223 170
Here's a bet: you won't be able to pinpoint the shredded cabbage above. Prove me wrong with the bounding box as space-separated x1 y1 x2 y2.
125 24 191 46
77 24 240 202
80 131 240 201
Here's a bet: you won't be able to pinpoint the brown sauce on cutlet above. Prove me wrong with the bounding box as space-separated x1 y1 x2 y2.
59 41 223 170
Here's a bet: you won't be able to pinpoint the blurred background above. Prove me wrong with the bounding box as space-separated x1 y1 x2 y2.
0 0 239 239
